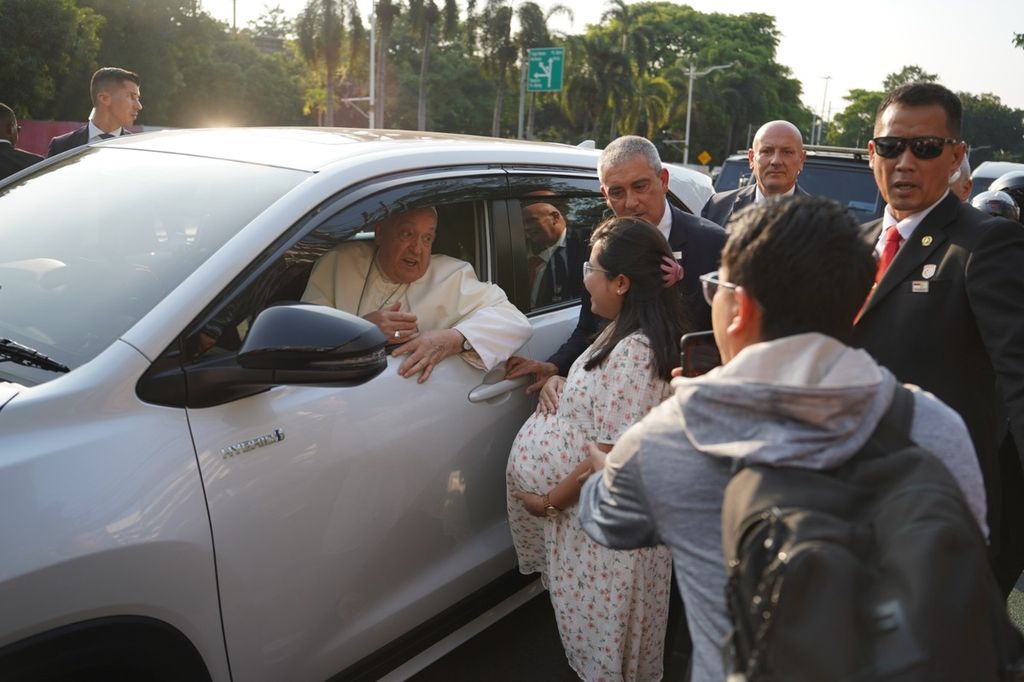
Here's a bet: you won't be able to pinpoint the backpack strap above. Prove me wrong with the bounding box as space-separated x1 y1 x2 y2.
863 384 916 455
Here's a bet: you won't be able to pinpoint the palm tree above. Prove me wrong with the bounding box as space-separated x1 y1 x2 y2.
562 33 628 143
374 0 401 128
296 0 344 126
514 2 572 139
481 0 515 137
620 74 672 139
409 0 442 130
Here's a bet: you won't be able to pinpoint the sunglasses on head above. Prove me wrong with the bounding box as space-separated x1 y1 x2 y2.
871 136 960 160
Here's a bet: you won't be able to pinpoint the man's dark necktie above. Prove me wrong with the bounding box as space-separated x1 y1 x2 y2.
98 133 115 140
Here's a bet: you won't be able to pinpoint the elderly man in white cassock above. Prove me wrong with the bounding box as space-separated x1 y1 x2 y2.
301 206 531 383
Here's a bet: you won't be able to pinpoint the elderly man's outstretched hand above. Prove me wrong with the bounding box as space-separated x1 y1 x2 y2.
392 328 463 383
364 302 420 345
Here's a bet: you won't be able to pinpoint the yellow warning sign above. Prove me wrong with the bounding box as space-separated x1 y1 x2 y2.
697 150 712 165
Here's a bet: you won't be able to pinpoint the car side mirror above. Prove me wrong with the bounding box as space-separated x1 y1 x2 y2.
238 304 386 378
139 304 389 408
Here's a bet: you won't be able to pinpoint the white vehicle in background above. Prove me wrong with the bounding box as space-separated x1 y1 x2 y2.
0 129 712 681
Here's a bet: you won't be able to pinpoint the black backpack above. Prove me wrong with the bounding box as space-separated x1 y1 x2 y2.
721 385 1024 682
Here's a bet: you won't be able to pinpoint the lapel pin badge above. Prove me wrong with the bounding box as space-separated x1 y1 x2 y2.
921 235 933 246
672 251 683 260
922 264 937 279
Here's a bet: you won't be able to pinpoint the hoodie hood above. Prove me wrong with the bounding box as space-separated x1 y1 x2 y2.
671 332 895 470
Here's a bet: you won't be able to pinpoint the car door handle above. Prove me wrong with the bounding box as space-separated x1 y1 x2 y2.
468 376 530 403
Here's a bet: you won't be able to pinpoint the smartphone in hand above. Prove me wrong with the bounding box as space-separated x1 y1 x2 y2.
679 330 721 378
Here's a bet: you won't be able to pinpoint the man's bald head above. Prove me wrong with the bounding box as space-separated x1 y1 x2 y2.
748 120 806 196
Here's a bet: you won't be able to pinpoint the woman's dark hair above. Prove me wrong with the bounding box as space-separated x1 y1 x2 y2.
583 217 689 380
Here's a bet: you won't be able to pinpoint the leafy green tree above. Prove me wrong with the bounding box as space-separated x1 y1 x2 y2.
0 0 103 119
827 88 883 148
1015 33 1023 49
959 92 1024 163
883 65 937 91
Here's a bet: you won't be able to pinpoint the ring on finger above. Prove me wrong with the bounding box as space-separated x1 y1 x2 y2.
394 330 400 339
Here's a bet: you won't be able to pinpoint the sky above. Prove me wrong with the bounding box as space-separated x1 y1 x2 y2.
204 0 1024 117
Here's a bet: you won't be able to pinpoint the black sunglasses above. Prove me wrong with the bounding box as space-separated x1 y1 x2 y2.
871 136 960 160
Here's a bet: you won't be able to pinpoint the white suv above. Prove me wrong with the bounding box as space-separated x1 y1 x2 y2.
0 128 711 681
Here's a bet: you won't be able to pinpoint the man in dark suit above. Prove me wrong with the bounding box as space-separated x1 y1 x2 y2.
46 67 141 157
0 103 42 181
507 134 726 387
851 82 1024 595
522 199 585 308
701 120 808 228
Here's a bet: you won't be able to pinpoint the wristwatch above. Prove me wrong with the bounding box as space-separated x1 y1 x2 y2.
461 335 473 352
542 493 560 517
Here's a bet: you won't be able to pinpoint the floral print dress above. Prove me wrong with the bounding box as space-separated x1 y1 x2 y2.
506 330 673 682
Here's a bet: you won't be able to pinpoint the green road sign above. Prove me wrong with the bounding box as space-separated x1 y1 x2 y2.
527 47 565 92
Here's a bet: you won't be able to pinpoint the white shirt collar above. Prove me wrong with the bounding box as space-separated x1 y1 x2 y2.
88 120 124 141
655 198 672 241
875 190 949 254
754 184 797 204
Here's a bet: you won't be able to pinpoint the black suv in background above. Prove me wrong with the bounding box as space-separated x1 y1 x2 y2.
714 145 883 223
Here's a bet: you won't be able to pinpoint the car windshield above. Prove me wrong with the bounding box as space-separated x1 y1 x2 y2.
0 148 307 384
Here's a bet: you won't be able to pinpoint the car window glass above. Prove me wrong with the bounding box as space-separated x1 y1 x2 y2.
514 195 606 314
506 176 606 315
0 149 307 380
796 165 882 222
187 176 506 360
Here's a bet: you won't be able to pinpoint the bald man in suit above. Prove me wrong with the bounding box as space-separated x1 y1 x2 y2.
701 120 809 228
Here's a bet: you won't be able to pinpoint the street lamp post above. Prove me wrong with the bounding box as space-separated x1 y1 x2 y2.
683 60 736 165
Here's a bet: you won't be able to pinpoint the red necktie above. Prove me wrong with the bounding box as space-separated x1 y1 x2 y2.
875 226 903 283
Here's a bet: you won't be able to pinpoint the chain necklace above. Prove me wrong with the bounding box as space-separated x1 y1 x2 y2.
355 248 409 314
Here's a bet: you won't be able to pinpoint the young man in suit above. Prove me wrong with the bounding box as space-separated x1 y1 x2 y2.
46 67 142 157
852 82 1024 595
0 103 42 181
507 135 726 397
701 120 808 228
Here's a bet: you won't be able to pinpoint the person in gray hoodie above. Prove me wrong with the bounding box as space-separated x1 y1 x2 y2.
578 195 988 682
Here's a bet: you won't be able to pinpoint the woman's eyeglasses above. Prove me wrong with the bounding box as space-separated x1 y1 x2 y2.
582 262 609 277
871 136 960 160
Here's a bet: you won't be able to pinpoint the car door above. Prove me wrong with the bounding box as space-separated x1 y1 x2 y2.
179 171 538 681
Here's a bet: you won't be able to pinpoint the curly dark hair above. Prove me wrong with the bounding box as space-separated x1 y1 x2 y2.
722 196 875 342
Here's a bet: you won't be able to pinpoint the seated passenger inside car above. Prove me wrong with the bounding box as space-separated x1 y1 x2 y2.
301 206 532 383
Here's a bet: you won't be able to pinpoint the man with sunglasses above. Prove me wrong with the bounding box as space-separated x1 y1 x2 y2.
852 82 1024 595
700 120 809 228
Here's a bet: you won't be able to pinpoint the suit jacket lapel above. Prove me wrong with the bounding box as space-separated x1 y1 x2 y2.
862 193 956 316
733 185 756 214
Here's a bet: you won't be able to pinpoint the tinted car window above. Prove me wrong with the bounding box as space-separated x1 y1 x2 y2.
0 149 306 380
796 165 882 222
